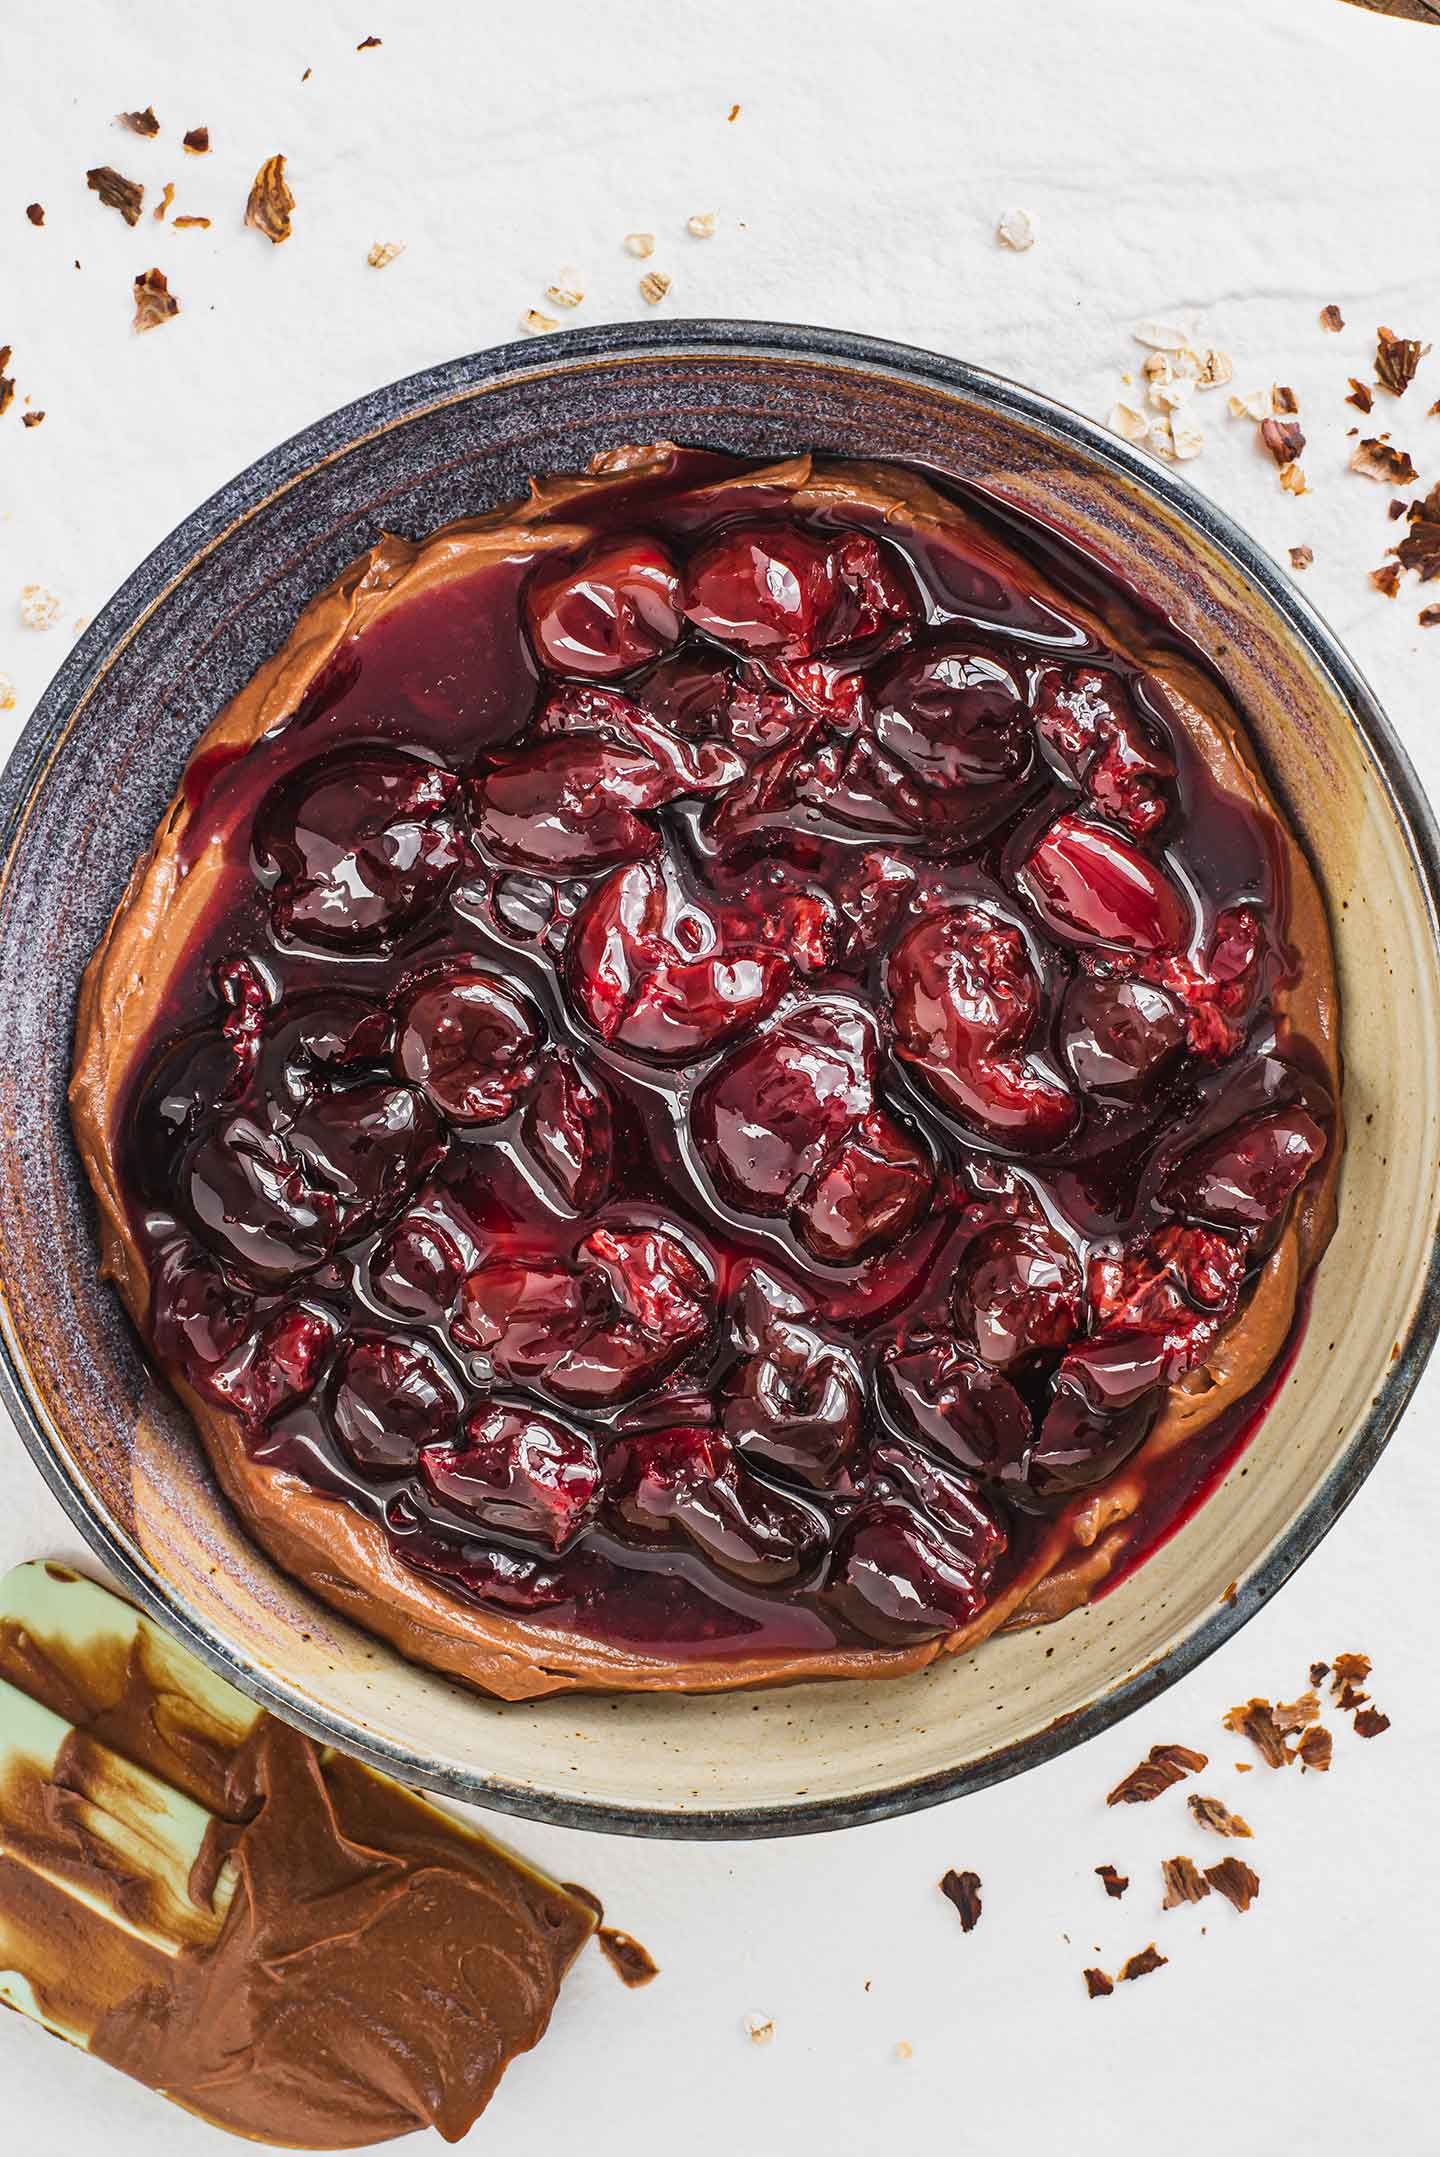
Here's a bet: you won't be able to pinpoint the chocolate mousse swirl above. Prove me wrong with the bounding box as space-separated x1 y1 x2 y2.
70 448 1341 1698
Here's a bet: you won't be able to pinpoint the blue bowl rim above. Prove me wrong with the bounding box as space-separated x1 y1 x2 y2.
2 316 1438 1840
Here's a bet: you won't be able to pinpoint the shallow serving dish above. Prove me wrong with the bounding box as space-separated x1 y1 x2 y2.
1 320 1437 1838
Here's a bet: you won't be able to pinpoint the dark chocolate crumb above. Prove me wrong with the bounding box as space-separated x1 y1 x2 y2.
357 33 383 48
86 166 144 227
1346 379 1375 413
1119 1943 1167 1982
1391 497 1411 519
116 105 160 136
1260 416 1305 466
1205 1857 1260 1912
1337 1682 1369 1711
1351 438 1419 484
1395 486 1440 579
1371 563 1403 598
0 346 13 419
939 1868 983 1932
1353 1707 1391 1739
1331 1653 1373 1688
25 203 44 226
1187 1793 1253 1838
1223 1700 1290 1768
1320 304 1345 332
1095 1864 1129 1900
1084 1967 1114 1998
1420 604 1440 625
183 126 210 154
21 410 43 427
1309 1661 1330 1687
597 1927 660 1986
1161 1856 1210 1908
1297 1725 1333 1771
1107 1743 1208 1805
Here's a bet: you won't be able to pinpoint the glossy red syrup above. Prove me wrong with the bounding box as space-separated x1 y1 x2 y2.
116 454 1335 1660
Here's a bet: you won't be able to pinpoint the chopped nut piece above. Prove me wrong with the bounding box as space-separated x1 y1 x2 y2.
86 166 144 227
939 1869 982 1932
744 2013 774 2045
1260 416 1306 466
1279 462 1308 496
1297 1725 1333 1771
1351 438 1419 483
173 215 211 230
1107 1743 1208 1805
1320 304 1345 332
1289 545 1314 570
595 1927 659 1986
1119 1944 1168 1982
1346 378 1375 413
624 231 656 258
996 207 1036 251
1375 325 1428 396
1194 349 1232 390
21 411 43 428
1133 320 1191 351
1272 385 1299 414
117 106 160 136
1204 1857 1260 1912
1170 408 1204 460
1095 1864 1130 1899
687 211 718 239
132 266 178 333
25 203 44 227
1161 1856 1210 1908
1372 563 1403 598
19 585 62 631
1147 414 1176 458
0 674 16 711
366 241 405 268
520 309 560 335
245 154 295 245
546 269 584 307
1083 1967 1114 1999
1108 402 1150 444
1353 1707 1391 1739
1228 386 1270 421
638 269 671 305
1187 1794 1253 1837
1224 1699 1289 1768
183 126 210 154
153 181 174 222
1273 1690 1320 1733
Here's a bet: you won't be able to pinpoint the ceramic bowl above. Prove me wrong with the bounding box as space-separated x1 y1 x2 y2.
2 322 1438 1838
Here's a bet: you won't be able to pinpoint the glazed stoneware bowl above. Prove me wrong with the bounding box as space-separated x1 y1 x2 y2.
2 322 1438 1837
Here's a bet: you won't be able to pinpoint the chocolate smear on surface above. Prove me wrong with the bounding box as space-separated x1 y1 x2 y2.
1107 1743 1208 1805
132 267 177 333
1188 1793 1252 1837
940 1868 983 1931
1160 1856 1210 1908
1084 1967 1114 1998
1119 1944 1167 1981
86 166 144 226
560 1884 660 1986
246 154 294 244
1095 1864 1129 1899
1204 1856 1260 1911
1224 1698 1289 1768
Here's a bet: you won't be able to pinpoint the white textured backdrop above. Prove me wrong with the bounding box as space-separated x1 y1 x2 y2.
1 3 1438 2150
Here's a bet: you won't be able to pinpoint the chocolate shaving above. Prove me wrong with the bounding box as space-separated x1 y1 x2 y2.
1308 1661 1330 1686
1346 379 1375 413
1187 1793 1252 1838
1420 605 1440 626
1331 1653 1373 1688
1337 1682 1369 1712
1223 1699 1289 1768
1161 1856 1210 1908
153 181 175 223
1273 385 1299 414
1391 497 1410 519
1107 1743 1208 1805
1353 1707 1391 1739
0 347 13 418
1204 1857 1260 1912
1375 325 1428 397
1297 1725 1333 1771
21 410 43 428
117 106 160 136
173 215 211 230
1260 417 1305 466
1274 1690 1320 1734
1371 563 1403 598
183 126 210 154
1395 485 1440 579
357 34 383 48
1095 1864 1129 1899
245 154 295 245
132 267 178 333
1320 304 1345 333
1289 545 1313 569
25 203 44 226
939 1868 983 1932
1083 1967 1114 1998
597 1928 659 1986
1351 438 1419 484
86 166 144 227
728 102 742 121
1119 1944 1167 1982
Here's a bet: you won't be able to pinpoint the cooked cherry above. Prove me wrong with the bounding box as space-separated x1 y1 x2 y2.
256 749 465 949
1018 813 1188 954
1018 1334 1164 1506
288 1081 444 1239
262 994 393 1111
332 1334 463 1473
567 856 792 1060
954 1221 1083 1366
526 533 682 678
206 1303 339 1427
832 1495 1006 1641
605 1424 828 1584
879 1335 1033 1479
1034 666 1173 837
150 1237 255 1371
422 1405 602 1550
888 906 1077 1149
394 967 540 1123
1060 974 1185 1101
472 738 666 871
520 1053 614 1211
370 1215 464 1321
725 1275 864 1487
681 523 841 660
1161 1106 1327 1235
871 643 1032 790
536 679 744 796
183 1114 338 1287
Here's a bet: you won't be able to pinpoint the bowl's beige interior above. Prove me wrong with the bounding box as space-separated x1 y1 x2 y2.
5 341 1438 1830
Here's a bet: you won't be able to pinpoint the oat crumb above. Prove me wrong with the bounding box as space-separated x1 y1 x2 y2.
520 309 560 335
687 211 718 239
1134 319 1192 352
624 231 656 259
744 2013 775 2046
0 673 16 711
639 269 671 306
546 268 585 308
1107 402 1150 445
893 2040 913 2062
996 207 1036 252
367 241 405 269
19 585 62 631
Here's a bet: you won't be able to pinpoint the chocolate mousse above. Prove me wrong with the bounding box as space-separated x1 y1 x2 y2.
69 447 1342 1699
